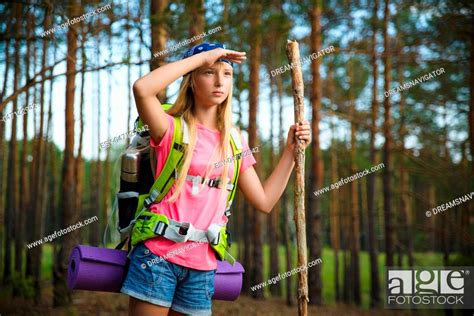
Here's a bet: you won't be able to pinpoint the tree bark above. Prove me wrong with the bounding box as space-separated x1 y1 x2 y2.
268 76 281 297
53 0 79 306
348 59 361 305
277 73 295 306
31 3 52 302
17 8 33 285
102 24 113 245
95 37 102 246
75 24 86 247
470 7 474 182
396 11 414 268
329 122 340 301
367 0 381 307
150 0 169 102
4 2 21 288
328 62 341 302
126 1 133 144
0 10 13 287
25 9 38 281
382 0 394 268
308 0 323 306
249 0 264 300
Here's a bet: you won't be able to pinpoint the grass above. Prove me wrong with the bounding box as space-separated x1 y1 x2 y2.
230 243 444 309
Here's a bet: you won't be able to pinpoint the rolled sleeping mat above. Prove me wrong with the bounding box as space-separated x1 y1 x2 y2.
67 245 244 301
213 260 244 301
67 245 128 292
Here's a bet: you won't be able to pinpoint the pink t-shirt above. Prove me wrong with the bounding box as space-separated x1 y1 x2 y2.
144 113 256 271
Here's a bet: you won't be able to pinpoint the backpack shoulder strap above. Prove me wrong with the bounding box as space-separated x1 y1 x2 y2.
225 127 244 217
135 114 187 214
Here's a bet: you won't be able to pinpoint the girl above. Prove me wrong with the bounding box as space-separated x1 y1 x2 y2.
120 42 311 316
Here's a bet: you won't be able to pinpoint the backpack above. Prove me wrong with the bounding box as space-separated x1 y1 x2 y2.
116 103 243 264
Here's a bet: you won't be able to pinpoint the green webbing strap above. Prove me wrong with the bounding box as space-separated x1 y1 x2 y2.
224 133 243 215
135 115 184 214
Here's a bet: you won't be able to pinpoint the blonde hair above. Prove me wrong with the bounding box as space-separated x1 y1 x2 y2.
166 66 235 205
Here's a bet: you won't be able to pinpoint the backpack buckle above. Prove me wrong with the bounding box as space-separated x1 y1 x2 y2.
153 221 168 236
178 222 190 235
208 178 220 188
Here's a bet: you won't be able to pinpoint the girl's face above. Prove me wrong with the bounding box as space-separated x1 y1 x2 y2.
192 62 233 108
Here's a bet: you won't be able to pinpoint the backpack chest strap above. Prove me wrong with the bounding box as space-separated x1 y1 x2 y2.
176 172 234 195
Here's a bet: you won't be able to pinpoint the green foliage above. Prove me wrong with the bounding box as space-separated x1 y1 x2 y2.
10 272 35 300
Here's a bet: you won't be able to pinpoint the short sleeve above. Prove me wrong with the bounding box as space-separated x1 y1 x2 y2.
238 132 257 174
150 113 175 150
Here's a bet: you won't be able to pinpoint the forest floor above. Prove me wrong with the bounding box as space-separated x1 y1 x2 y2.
0 282 441 316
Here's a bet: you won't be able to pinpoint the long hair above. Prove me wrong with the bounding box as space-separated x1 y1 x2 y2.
166 65 235 205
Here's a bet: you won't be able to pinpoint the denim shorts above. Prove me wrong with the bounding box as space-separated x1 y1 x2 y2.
120 242 216 315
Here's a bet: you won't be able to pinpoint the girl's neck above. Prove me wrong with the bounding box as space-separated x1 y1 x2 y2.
193 103 219 131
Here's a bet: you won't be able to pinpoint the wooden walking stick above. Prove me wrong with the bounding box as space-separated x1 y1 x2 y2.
286 40 309 315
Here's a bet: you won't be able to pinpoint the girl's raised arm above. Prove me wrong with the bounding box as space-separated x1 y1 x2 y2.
132 53 206 143
132 48 246 144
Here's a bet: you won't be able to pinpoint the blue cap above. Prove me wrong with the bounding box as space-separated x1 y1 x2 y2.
182 42 234 67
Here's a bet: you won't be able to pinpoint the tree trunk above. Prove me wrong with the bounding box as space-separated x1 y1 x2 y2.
53 0 79 306
428 185 437 252
342 196 351 303
308 0 323 306
328 62 341 302
249 1 264 300
126 1 133 145
329 121 340 301
367 0 381 307
96 38 102 245
102 25 113 245
189 0 205 42
4 2 21 288
17 9 33 287
348 59 361 305
382 0 394 268
396 13 414 268
44 41 57 251
75 25 86 247
31 3 51 302
150 0 169 102
242 67 253 295
268 77 281 297
0 9 13 287
25 9 38 281
470 6 474 182
278 73 295 306
465 0 474 261
16 10 31 283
